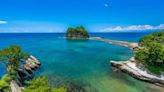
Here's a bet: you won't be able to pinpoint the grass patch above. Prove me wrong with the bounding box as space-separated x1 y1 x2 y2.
146 64 164 75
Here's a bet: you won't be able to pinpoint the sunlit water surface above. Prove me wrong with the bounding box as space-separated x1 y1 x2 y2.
0 33 163 92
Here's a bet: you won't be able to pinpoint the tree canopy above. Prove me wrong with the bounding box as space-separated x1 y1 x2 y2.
135 31 164 74
0 45 29 76
66 26 89 39
23 77 67 92
139 31 164 47
0 45 29 92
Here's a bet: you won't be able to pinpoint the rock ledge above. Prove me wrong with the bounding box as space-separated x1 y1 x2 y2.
110 57 164 87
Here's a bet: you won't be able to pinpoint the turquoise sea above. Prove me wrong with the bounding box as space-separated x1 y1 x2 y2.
0 32 163 92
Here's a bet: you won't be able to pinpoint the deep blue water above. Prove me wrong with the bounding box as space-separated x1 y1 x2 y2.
0 32 162 92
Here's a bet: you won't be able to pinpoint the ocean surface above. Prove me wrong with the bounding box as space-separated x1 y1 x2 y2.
0 32 163 92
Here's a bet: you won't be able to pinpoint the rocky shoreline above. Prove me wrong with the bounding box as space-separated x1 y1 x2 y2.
10 55 41 92
90 37 164 87
110 58 164 87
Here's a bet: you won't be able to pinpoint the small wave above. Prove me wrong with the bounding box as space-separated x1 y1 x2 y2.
58 36 67 39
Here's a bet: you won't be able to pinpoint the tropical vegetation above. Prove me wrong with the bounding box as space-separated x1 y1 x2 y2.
66 26 89 39
0 45 29 91
0 74 11 91
23 77 67 92
0 45 67 92
0 45 29 76
135 31 164 74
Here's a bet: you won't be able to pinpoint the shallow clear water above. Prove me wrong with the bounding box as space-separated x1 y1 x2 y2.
0 33 163 92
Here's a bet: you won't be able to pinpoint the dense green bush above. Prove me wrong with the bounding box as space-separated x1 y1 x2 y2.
23 77 67 92
135 31 164 74
0 80 9 89
139 30 164 46
0 74 12 92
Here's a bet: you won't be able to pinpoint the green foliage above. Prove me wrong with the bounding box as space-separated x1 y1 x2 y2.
0 74 12 89
147 64 164 75
135 48 148 62
136 31 164 74
1 74 13 82
0 46 28 92
23 77 67 92
0 45 29 91
52 87 67 92
0 80 9 89
0 74 13 92
23 77 51 92
136 42 164 64
139 30 164 47
66 26 89 39
0 45 29 76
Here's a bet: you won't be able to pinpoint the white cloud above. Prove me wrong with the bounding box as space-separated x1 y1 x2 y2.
0 20 7 24
101 24 164 32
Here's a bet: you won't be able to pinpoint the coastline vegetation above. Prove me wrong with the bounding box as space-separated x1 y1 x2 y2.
23 77 66 92
135 30 164 75
0 74 12 92
0 45 29 78
66 26 89 39
0 45 67 92
0 45 29 91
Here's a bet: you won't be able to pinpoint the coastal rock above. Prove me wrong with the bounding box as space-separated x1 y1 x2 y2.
10 80 22 92
9 56 41 92
16 56 41 86
110 58 164 87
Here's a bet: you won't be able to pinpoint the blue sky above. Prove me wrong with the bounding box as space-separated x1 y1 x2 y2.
0 0 164 33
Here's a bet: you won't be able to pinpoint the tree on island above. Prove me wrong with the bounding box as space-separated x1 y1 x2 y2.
135 31 164 74
66 26 89 39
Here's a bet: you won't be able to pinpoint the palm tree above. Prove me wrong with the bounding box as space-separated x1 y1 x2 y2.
0 45 29 76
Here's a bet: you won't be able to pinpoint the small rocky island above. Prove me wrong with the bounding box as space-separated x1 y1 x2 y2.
66 26 89 39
